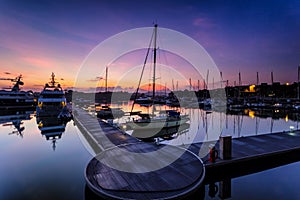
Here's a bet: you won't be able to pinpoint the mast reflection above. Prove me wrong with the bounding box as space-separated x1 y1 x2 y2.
0 109 33 137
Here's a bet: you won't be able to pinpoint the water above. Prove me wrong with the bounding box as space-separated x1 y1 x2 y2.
0 110 92 200
1 107 300 199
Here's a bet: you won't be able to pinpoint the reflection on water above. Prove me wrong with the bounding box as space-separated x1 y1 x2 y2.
107 101 300 145
0 108 91 200
0 109 34 138
2 105 300 199
36 115 72 150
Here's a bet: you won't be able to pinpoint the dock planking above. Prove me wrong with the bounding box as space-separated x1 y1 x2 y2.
74 107 205 200
180 130 300 183
75 107 300 198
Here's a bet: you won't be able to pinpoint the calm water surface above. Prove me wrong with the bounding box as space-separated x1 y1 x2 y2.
1 107 300 199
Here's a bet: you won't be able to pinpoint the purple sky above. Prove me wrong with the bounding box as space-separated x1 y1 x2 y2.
0 0 299 91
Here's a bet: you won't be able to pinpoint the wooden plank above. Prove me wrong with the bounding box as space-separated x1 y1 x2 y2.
75 107 205 199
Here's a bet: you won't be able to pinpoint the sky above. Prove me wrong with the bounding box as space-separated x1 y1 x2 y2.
0 0 299 92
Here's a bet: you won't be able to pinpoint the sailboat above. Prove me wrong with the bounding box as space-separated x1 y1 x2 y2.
95 67 124 119
120 24 189 139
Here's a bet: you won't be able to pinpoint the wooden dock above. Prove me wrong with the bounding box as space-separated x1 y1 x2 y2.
74 107 300 198
181 130 300 183
74 108 205 200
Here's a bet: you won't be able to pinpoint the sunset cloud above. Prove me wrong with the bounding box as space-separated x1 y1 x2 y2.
87 76 104 82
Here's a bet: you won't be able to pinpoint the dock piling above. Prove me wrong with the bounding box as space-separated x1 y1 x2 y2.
219 135 232 160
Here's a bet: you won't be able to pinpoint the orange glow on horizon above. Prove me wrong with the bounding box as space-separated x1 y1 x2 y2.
139 83 169 92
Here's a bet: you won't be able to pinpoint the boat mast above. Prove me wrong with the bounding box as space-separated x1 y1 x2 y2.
206 70 209 90
271 71 274 84
172 79 175 91
105 66 108 93
297 65 300 100
152 24 158 99
220 72 223 88
238 71 241 86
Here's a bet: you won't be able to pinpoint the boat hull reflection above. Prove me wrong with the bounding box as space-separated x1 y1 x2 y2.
131 122 190 140
36 115 72 150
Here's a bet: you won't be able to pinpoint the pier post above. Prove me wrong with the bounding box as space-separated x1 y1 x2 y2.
219 179 231 199
219 135 232 160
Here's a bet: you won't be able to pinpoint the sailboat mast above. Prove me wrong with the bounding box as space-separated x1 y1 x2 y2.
297 65 300 100
165 82 167 96
238 71 241 86
271 71 274 84
105 66 108 93
220 71 223 88
153 24 158 99
206 70 209 90
172 79 175 91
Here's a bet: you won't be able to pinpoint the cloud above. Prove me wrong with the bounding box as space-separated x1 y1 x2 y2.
87 76 103 82
193 17 216 28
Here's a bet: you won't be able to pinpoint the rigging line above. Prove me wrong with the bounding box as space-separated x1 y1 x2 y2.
157 29 169 66
157 29 174 91
130 28 154 115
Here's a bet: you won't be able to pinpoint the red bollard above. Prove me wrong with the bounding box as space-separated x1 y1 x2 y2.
209 144 218 162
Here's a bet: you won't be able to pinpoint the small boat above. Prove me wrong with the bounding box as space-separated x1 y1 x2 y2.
96 105 124 119
131 121 190 140
0 75 35 109
95 67 124 119
122 110 189 132
36 73 71 118
134 95 153 106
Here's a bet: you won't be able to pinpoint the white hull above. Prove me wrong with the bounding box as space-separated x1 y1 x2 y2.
124 116 189 130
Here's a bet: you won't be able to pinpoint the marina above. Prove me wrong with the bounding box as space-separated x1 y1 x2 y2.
2 102 300 199
1 66 300 199
1 1 300 199
73 105 300 199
